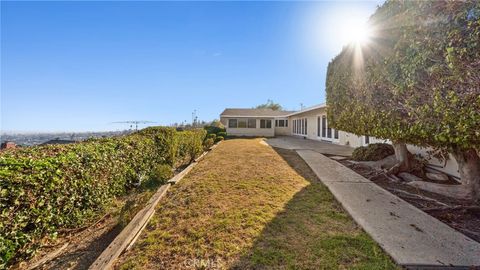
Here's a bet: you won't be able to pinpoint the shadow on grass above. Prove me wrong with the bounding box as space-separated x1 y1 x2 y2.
231 147 396 269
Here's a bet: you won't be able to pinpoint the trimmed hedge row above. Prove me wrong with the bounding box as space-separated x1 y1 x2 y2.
0 127 206 267
352 143 395 161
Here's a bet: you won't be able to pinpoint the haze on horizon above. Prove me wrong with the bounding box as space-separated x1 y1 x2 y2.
1 1 382 132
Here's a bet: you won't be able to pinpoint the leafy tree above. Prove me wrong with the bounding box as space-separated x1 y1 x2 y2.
255 99 283 111
326 0 480 201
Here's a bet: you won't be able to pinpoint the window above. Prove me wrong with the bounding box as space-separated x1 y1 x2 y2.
322 116 327 137
260 119 272 128
238 119 247 128
334 129 339 139
365 136 370 144
248 119 256 128
293 118 307 135
285 120 288 127
228 119 237 128
317 117 321 137
275 119 287 127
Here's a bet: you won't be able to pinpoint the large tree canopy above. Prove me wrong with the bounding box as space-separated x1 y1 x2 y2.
255 99 283 111
326 0 480 200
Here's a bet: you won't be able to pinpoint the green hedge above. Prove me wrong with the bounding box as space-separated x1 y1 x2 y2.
0 127 206 267
352 144 395 161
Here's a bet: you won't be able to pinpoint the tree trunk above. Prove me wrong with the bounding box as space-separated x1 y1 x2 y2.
451 147 480 202
388 141 412 175
408 147 480 202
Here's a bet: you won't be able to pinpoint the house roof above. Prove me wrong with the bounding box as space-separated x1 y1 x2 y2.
285 103 327 117
220 108 295 118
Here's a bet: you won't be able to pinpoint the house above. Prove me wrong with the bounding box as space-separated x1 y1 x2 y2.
220 103 460 178
220 104 376 147
1 141 16 150
220 108 295 137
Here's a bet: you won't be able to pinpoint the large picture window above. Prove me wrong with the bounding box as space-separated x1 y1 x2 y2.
260 119 272 128
238 119 247 128
247 119 256 128
228 119 237 128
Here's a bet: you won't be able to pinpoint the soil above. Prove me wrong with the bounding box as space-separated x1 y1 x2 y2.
15 210 122 270
335 158 480 243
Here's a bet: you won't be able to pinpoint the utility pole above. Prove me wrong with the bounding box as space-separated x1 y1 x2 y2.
192 109 197 127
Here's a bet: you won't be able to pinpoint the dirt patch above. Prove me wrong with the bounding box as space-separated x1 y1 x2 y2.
15 202 123 270
337 159 480 243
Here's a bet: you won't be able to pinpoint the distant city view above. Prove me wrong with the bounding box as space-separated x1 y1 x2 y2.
0 130 133 146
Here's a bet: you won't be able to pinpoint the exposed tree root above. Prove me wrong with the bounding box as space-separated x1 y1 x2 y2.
407 181 472 201
389 188 451 207
422 205 480 212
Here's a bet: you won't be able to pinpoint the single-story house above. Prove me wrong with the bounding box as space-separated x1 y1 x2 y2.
220 103 460 178
220 104 377 147
219 108 295 137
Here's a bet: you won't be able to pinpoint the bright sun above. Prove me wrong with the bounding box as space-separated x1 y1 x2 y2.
341 23 372 46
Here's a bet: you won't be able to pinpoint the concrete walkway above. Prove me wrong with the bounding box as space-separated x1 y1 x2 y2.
266 138 480 268
266 136 354 156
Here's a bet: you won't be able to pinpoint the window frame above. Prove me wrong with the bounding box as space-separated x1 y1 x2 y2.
260 119 272 129
292 118 307 135
247 118 256 128
238 119 247 128
228 119 238 128
275 119 287 127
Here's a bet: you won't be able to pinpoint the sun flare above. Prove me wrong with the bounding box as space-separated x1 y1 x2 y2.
340 22 372 46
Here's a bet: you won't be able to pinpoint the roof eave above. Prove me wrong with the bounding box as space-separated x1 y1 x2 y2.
284 103 327 117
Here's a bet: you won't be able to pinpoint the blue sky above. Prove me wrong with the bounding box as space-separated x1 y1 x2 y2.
1 1 382 132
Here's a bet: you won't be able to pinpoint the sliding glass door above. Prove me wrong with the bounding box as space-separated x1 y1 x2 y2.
318 115 338 141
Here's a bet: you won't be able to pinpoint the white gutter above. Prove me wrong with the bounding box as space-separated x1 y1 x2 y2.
220 115 289 118
284 103 327 117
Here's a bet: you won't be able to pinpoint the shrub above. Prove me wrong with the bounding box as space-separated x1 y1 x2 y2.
217 132 227 138
118 195 148 228
204 126 225 135
352 143 395 161
145 164 174 189
177 129 206 164
215 136 224 143
206 133 216 140
0 126 206 267
203 138 215 150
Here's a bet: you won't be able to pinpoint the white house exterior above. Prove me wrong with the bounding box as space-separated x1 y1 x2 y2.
220 108 295 138
220 104 460 178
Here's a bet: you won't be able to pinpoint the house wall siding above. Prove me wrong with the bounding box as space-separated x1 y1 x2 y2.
221 107 460 178
285 107 460 178
220 117 275 137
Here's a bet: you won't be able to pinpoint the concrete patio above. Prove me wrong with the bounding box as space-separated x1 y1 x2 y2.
266 136 354 157
266 138 480 269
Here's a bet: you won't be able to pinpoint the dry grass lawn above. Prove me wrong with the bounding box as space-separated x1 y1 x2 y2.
115 138 396 269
